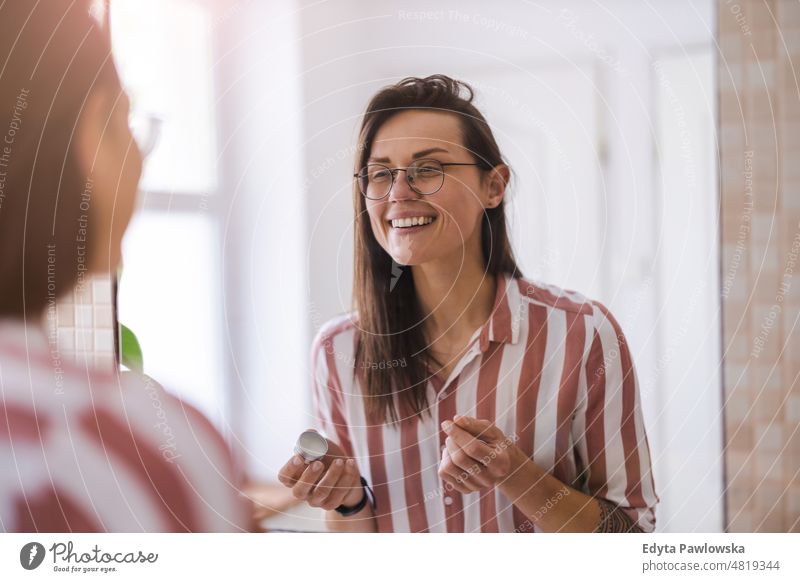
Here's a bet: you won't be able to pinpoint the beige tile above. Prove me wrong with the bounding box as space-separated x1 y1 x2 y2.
93 352 115 371
778 0 800 26
75 305 93 328
785 394 800 422
56 302 74 327
91 277 113 305
94 329 114 354
74 329 93 352
57 327 75 351
756 505 785 531
727 509 753 532
94 305 114 328
73 282 93 304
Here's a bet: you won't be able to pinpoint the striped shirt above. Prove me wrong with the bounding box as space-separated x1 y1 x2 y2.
311 273 659 533
0 319 249 532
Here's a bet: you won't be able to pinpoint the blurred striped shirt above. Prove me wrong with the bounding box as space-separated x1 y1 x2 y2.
312 273 659 532
0 320 249 532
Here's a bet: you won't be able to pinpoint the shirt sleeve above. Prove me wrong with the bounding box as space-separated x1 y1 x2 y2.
573 301 660 532
113 373 252 532
310 329 355 458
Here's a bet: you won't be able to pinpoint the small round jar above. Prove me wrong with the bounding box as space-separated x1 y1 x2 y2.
294 430 328 463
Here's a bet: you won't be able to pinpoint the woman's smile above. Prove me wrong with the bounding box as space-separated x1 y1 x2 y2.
388 214 438 235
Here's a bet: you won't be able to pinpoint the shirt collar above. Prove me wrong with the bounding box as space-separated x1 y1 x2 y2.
477 273 522 352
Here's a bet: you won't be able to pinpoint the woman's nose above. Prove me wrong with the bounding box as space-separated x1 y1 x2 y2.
388 170 419 201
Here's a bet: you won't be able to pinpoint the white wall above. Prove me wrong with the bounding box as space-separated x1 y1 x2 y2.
651 50 723 532
214 0 310 481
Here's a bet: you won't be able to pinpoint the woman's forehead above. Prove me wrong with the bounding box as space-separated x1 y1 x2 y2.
371 110 465 158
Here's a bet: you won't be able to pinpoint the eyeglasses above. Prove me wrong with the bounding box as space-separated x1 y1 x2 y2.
129 111 163 158
354 158 483 200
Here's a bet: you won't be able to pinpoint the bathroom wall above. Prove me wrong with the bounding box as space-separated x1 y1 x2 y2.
53 276 115 372
718 0 800 532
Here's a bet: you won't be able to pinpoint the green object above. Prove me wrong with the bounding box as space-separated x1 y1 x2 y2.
119 323 144 373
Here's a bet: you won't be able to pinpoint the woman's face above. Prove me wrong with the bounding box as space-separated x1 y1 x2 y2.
364 110 506 267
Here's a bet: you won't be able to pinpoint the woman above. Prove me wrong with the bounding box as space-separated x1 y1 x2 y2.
0 0 248 532
279 75 659 533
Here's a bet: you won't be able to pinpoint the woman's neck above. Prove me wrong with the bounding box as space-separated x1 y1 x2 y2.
411 255 497 345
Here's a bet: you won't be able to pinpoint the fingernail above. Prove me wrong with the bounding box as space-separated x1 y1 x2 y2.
346 459 355 467
335 459 343 466
441 420 452 431
292 456 302 466
313 461 323 471
453 415 462 422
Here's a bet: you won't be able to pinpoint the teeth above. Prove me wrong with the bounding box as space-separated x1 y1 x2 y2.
391 216 435 228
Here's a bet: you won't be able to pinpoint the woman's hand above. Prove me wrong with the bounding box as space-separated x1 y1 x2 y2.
277 430 364 511
438 415 522 494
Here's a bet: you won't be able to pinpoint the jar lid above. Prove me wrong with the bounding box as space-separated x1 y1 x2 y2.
294 430 328 463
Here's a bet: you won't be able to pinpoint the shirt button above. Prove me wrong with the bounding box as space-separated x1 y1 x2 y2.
444 496 453 506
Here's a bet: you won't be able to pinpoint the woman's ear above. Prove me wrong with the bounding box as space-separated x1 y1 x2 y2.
485 164 510 209
73 86 110 179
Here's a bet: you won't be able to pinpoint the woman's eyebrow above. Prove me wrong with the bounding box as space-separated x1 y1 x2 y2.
368 147 451 163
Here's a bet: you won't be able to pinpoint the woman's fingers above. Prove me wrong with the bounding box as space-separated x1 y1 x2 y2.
277 454 307 487
291 457 363 511
291 460 325 500
442 421 496 487
446 418 514 479
279 446 365 511
308 458 346 507
321 461 362 510
443 423 496 465
438 447 480 494
444 436 493 488
453 415 508 445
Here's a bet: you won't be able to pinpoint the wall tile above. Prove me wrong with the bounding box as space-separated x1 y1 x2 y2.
719 0 799 533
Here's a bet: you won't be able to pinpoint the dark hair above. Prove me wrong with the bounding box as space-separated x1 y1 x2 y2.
0 0 120 318
352 75 522 424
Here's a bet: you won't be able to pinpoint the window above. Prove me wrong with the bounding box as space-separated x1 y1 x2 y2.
112 0 226 426
111 0 216 192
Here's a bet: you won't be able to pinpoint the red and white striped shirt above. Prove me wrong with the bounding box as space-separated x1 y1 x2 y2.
0 319 249 532
312 273 659 533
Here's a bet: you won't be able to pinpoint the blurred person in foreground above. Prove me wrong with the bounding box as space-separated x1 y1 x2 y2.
0 0 250 532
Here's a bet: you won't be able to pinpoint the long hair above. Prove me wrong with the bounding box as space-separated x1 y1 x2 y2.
0 0 120 318
352 75 522 424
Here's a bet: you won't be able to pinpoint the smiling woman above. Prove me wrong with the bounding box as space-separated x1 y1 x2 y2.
353 79 516 420
278 75 659 534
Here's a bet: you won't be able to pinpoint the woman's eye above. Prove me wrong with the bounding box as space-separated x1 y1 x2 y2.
371 169 390 182
415 167 440 177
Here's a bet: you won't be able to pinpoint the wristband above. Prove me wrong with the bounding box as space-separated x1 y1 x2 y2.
334 477 374 516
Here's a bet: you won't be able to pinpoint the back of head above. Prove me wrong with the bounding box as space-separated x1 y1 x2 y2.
0 0 119 318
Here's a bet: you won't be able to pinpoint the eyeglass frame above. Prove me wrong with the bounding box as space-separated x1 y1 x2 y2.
353 158 485 200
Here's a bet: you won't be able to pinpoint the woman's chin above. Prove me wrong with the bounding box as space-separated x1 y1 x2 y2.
389 250 426 267
386 231 426 265
390 254 415 267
